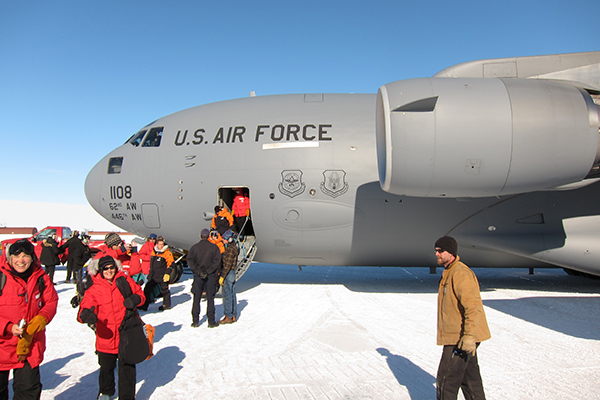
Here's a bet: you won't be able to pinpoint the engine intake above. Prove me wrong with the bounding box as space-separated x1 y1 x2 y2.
376 78 600 198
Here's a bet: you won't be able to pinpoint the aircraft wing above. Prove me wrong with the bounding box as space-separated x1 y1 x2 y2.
434 51 600 91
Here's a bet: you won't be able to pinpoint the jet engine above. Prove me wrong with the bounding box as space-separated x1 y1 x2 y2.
376 77 600 198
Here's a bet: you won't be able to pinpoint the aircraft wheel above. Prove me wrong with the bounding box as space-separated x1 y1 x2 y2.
169 260 185 284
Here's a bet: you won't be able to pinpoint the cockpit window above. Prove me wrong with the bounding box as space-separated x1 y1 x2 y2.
108 157 123 174
127 130 147 147
142 127 164 147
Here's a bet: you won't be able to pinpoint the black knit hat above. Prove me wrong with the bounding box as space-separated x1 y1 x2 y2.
98 255 116 271
435 236 458 256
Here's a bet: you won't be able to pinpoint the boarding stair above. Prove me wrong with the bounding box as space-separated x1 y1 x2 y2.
235 234 257 280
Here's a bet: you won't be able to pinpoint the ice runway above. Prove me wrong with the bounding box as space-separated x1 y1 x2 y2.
39 264 600 399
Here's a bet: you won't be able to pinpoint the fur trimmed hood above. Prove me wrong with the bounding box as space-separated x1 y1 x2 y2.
87 256 124 277
154 244 170 253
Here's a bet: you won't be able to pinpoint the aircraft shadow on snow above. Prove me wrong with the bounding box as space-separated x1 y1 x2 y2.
483 296 600 340
235 262 600 294
167 256 600 340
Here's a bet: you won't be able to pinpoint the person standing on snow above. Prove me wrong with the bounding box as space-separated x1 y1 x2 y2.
59 230 84 283
139 237 173 311
219 231 239 324
137 234 157 283
434 236 491 400
77 255 145 400
0 239 58 399
40 233 60 284
187 229 221 328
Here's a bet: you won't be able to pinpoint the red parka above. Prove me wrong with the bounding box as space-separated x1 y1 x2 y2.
0 256 58 370
77 260 145 354
138 241 154 275
232 193 250 217
126 252 142 276
94 244 131 266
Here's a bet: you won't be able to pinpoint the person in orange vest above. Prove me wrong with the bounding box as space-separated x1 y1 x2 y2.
208 230 225 254
211 206 233 236
139 237 174 311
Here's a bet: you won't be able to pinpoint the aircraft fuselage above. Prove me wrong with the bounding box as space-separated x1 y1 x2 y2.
85 52 600 275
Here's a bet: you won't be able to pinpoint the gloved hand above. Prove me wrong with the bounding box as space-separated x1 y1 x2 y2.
25 315 48 336
17 337 31 361
17 314 47 359
219 277 225 286
458 335 477 355
123 294 141 310
163 273 170 283
79 306 97 324
16 315 48 362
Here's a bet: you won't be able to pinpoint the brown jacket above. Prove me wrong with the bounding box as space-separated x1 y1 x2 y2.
437 256 491 346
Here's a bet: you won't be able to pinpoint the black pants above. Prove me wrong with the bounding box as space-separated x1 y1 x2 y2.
234 216 245 234
97 351 136 400
143 279 171 309
43 264 56 283
0 361 42 400
191 273 217 324
436 345 485 400
65 258 75 281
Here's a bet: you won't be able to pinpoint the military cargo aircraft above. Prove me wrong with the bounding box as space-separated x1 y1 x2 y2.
85 51 600 277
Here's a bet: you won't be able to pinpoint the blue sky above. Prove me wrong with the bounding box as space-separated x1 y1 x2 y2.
1 0 598 206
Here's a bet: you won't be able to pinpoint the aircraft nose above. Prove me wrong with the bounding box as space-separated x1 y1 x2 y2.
85 159 104 215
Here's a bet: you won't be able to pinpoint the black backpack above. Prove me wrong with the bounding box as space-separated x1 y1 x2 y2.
115 276 151 364
70 272 93 308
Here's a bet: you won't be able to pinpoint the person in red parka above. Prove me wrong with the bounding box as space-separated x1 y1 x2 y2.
93 233 131 265
0 239 58 399
77 256 145 400
137 234 157 281
232 188 251 235
125 239 143 285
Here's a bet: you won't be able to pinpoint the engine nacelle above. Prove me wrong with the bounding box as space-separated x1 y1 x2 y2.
376 78 600 198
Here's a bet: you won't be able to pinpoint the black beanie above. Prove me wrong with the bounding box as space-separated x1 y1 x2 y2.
98 255 116 271
435 236 458 256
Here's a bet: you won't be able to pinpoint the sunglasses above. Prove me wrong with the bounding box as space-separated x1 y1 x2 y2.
9 240 35 257
102 266 117 271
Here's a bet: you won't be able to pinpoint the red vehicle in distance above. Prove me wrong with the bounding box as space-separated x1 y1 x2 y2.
0 226 73 262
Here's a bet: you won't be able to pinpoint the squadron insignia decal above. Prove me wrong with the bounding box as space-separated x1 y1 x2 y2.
279 170 306 198
320 170 349 198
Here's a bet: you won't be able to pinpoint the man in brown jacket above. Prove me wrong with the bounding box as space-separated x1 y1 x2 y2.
219 231 239 324
435 236 491 400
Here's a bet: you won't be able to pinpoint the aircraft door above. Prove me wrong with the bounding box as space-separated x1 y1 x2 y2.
218 187 254 236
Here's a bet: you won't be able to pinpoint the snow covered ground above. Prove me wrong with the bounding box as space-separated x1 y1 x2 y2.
28 264 600 399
